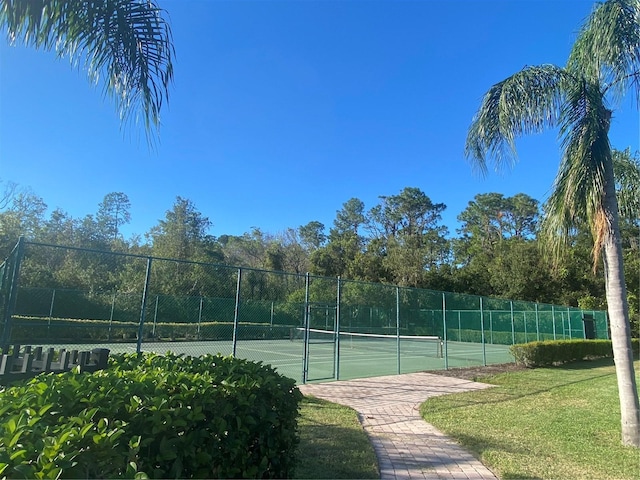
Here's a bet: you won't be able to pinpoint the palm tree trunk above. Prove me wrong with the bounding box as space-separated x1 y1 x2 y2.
602 161 640 447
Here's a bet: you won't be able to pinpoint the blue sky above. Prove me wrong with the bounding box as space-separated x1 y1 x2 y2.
1 0 638 241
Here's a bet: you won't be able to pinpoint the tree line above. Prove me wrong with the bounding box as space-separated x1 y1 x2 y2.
2 154 638 325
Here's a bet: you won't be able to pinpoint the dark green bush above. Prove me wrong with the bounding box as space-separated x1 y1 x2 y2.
0 353 302 479
10 317 293 344
445 328 566 345
510 339 640 367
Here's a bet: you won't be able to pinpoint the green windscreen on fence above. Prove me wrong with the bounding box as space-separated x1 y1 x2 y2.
0 239 609 383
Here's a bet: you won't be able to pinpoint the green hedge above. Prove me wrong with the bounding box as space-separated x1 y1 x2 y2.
8 317 293 343
509 339 640 367
445 328 579 345
0 353 302 479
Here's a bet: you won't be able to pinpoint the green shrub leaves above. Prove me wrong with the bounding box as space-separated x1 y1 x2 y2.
510 339 639 367
0 353 302 478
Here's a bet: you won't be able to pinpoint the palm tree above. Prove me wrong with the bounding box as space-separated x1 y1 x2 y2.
465 0 640 447
0 0 174 140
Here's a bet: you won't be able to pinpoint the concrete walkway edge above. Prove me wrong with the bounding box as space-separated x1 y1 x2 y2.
298 372 499 480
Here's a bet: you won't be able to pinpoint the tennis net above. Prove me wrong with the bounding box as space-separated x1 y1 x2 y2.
290 327 442 358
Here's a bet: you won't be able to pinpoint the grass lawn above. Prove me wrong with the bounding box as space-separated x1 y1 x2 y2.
420 358 640 480
295 396 379 479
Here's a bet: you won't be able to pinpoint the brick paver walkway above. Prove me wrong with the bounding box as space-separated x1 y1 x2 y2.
298 372 498 480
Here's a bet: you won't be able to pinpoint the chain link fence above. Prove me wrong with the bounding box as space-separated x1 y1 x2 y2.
0 238 608 383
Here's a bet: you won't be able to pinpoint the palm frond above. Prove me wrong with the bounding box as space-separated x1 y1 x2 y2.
612 148 640 220
0 0 174 140
465 65 569 175
541 78 612 267
568 0 640 105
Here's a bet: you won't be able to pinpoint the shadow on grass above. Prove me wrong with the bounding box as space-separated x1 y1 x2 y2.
453 432 543 480
559 357 615 370
296 396 379 479
421 359 637 479
501 474 543 480
425 358 619 414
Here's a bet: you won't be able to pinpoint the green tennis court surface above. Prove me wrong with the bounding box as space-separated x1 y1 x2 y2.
40 337 513 383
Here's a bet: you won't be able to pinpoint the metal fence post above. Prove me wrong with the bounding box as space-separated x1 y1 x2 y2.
136 257 153 354
489 311 493 344
108 292 116 341
335 276 341 380
442 292 448 369
535 303 540 341
48 289 56 337
510 301 515 345
302 273 310 384
480 297 487 366
152 295 159 337
232 268 242 356
270 301 274 327
396 286 400 375
48 289 56 323
197 297 203 338
552 305 557 340
1 237 26 347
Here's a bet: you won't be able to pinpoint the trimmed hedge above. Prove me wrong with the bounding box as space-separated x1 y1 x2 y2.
445 328 583 345
0 353 302 479
510 339 640 367
9 316 293 343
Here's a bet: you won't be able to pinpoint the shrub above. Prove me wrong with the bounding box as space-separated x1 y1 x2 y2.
0 353 302 479
510 339 639 368
9 317 293 344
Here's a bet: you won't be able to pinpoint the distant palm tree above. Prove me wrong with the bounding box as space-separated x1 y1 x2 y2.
0 0 174 140
465 0 640 447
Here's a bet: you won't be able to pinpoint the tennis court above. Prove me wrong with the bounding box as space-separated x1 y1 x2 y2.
39 333 512 384
1 240 606 385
